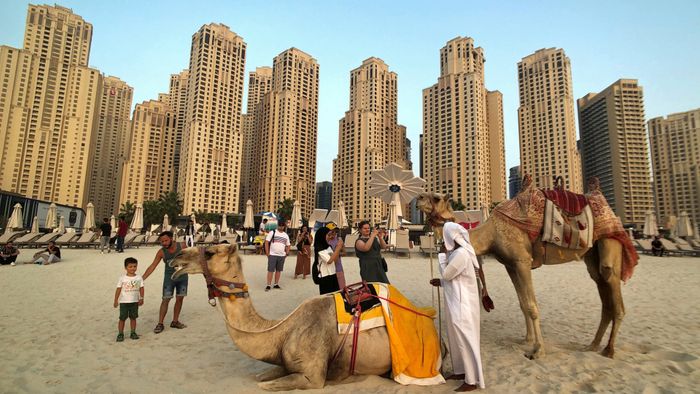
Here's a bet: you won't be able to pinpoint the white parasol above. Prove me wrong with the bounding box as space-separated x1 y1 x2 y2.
220 213 228 235
162 214 170 232
131 203 144 231
676 211 693 238
57 216 65 233
243 200 254 229
337 201 348 229
31 216 39 233
290 201 302 230
45 203 57 229
643 210 659 238
369 162 426 220
84 202 96 232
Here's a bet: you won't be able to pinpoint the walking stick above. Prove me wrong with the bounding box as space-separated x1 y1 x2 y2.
428 232 444 373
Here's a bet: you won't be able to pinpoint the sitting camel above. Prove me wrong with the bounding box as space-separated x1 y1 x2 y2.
170 243 393 391
417 178 638 359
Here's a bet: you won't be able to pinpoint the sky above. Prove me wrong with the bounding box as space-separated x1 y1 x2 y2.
1 0 698 183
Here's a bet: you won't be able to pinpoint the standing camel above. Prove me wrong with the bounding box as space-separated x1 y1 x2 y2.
417 179 638 359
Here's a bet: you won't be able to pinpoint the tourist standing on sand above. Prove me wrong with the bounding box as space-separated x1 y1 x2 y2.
355 221 390 283
142 231 188 334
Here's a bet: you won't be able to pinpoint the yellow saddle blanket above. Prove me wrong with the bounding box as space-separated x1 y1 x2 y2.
332 283 445 386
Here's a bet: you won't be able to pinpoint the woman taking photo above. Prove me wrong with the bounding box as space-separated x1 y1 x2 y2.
294 224 313 279
355 221 390 283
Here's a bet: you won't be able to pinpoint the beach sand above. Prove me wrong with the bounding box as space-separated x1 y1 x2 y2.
0 245 698 393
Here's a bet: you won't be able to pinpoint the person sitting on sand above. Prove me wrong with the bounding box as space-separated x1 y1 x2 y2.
651 236 665 257
33 241 61 265
0 241 20 266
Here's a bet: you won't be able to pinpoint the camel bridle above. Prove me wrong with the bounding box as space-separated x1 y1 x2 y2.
197 246 249 307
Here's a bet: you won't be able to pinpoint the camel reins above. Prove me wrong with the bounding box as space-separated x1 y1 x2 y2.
198 247 249 306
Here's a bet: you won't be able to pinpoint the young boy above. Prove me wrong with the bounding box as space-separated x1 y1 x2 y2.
114 257 144 342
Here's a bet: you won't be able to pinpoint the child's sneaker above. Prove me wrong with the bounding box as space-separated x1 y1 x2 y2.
130 331 139 340
265 286 271 292
116 332 124 342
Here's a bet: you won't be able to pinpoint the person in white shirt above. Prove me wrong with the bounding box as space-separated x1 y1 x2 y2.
264 220 290 291
259 218 268 235
430 221 486 391
113 257 144 342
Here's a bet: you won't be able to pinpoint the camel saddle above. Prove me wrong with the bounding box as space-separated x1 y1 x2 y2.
541 189 593 249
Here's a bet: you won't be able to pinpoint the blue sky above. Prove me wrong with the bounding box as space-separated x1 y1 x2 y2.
1 1 698 182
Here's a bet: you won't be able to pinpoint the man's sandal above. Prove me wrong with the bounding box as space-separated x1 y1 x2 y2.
153 323 165 334
170 321 187 329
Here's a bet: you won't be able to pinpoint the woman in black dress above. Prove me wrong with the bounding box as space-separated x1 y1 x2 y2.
355 221 390 283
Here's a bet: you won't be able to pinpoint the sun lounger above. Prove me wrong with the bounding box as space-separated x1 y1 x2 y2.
72 231 98 248
0 230 26 244
197 234 216 246
12 232 42 246
55 232 79 246
125 234 146 249
419 235 438 256
29 232 62 247
663 238 700 257
635 239 654 255
344 233 359 256
394 229 411 258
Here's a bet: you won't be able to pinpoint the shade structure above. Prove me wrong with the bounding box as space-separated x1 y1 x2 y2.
131 203 144 231
337 201 348 229
676 211 693 237
31 216 39 233
643 210 659 238
110 215 117 230
386 201 399 231
289 201 302 229
45 203 57 229
190 213 201 232
368 163 426 220
243 200 254 229
162 214 170 232
481 204 490 222
57 216 65 233
84 202 96 231
6 203 23 232
219 213 228 235
308 209 329 231
666 215 677 236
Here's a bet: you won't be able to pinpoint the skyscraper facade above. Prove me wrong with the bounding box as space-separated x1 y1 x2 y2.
648 108 700 228
509 165 522 199
119 100 176 205
578 79 652 227
0 5 102 209
168 70 188 193
421 37 506 211
332 58 408 225
240 67 272 211
88 76 133 220
518 48 583 192
177 24 246 214
315 181 332 210
251 48 319 218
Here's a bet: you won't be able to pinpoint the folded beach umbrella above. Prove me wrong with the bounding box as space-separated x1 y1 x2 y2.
131 203 143 231
289 201 302 230
220 213 228 235
45 203 57 229
31 216 39 233
243 200 254 229
84 202 96 232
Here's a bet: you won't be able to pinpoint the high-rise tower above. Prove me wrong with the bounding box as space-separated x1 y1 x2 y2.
518 48 582 192
252 48 319 218
332 57 407 225
177 24 246 214
648 108 700 228
578 79 652 227
421 37 506 210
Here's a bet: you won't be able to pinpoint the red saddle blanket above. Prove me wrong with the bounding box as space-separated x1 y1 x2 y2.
542 189 588 215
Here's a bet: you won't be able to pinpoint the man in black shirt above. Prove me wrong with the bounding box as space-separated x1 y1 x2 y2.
100 217 112 254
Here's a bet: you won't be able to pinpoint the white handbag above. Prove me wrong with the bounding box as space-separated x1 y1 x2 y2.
317 247 336 277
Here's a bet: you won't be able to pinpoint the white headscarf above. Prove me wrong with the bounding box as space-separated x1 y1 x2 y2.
443 221 479 269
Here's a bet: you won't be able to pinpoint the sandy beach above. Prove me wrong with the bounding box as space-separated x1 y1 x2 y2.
0 245 698 393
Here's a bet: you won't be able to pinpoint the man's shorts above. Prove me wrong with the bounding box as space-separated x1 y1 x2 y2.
119 302 139 320
163 274 188 299
267 255 286 272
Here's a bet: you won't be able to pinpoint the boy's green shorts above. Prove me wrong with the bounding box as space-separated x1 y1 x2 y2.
119 302 139 320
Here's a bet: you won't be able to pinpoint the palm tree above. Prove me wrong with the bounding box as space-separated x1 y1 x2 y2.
119 201 136 224
159 191 183 223
450 200 466 212
276 198 294 220
143 200 162 227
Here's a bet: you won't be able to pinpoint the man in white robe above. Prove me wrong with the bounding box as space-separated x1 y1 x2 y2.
431 221 485 391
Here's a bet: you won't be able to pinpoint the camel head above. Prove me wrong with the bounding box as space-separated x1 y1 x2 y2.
417 192 456 228
171 243 244 284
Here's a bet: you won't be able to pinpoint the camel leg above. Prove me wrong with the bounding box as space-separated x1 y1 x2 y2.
257 370 326 391
597 239 625 358
584 251 612 352
505 265 534 345
508 261 545 359
255 366 288 382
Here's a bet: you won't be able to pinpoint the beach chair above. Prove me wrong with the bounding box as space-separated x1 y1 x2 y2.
55 232 78 246
688 239 700 250
72 231 98 248
12 232 42 247
197 234 216 246
0 230 26 244
635 239 653 255
659 239 684 256
125 234 146 249
393 229 411 258
220 233 239 245
30 232 62 248
344 233 359 256
419 235 438 256
667 238 700 257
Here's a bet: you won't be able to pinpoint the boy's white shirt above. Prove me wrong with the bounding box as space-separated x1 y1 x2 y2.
116 274 144 303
